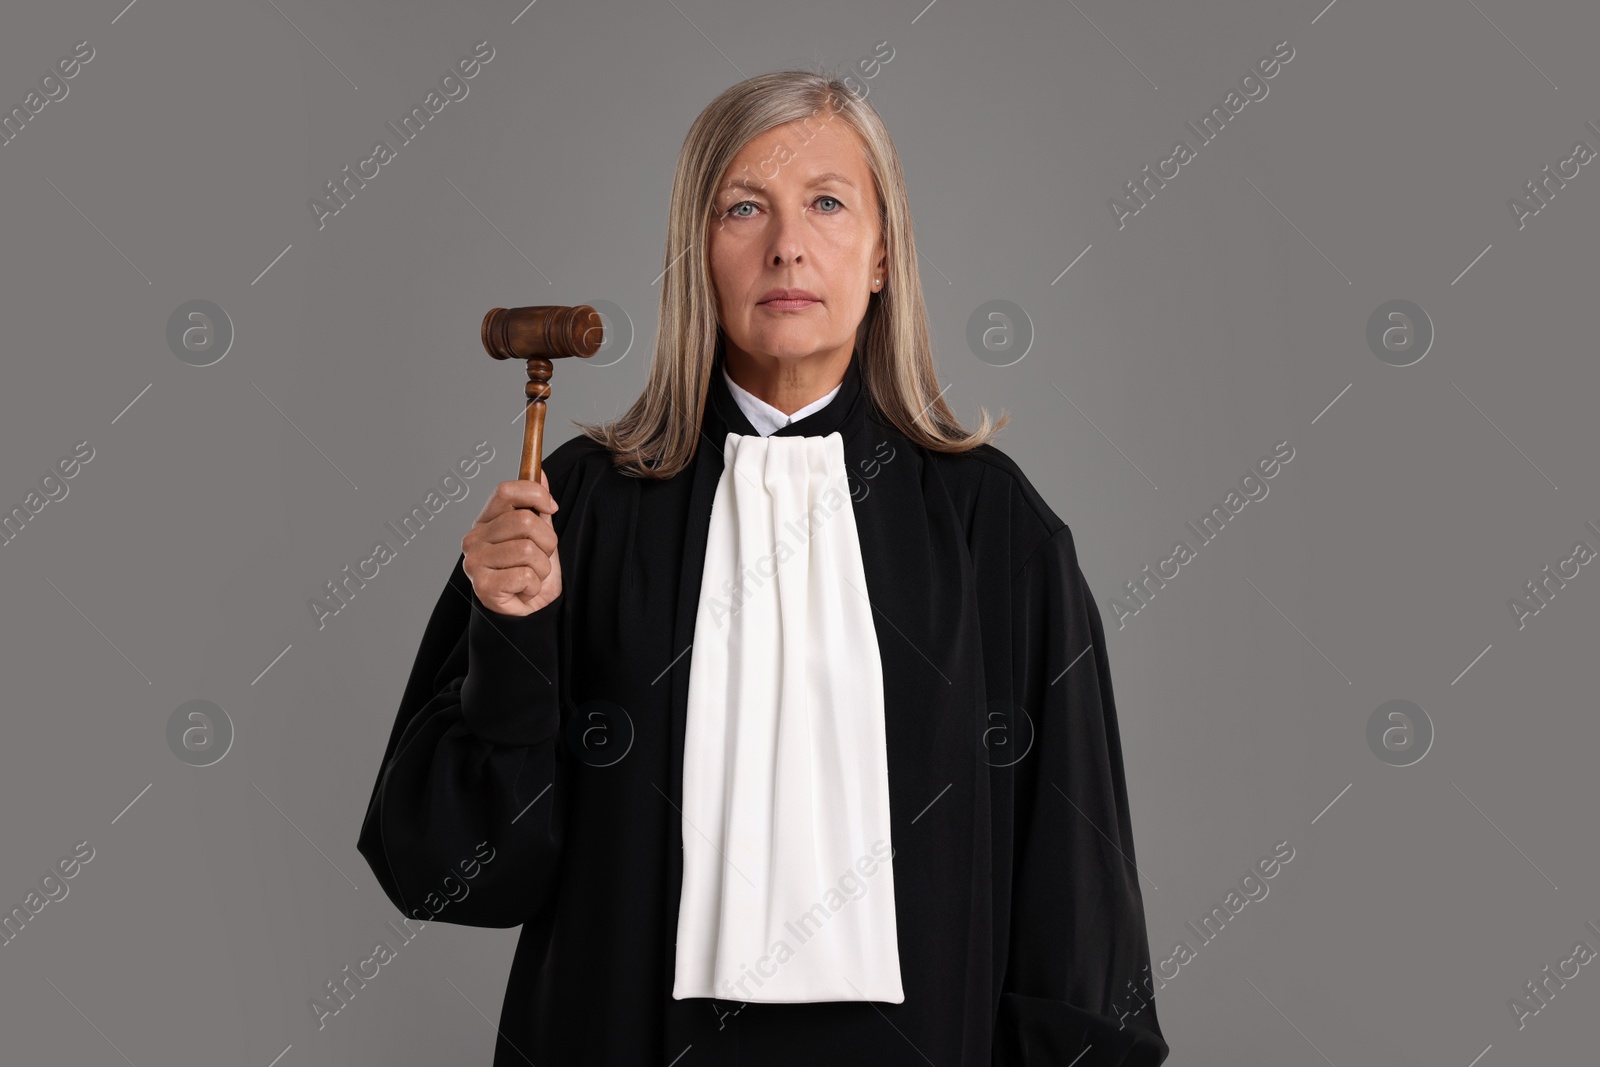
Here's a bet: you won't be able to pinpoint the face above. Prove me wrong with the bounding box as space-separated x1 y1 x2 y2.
707 113 886 373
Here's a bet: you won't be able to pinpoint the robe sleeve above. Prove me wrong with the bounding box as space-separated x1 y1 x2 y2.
355 551 568 929
995 525 1170 1066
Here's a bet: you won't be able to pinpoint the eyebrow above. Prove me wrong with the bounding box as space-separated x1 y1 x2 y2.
719 171 857 196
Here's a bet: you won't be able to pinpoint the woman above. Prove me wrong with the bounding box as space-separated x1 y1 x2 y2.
358 70 1169 1066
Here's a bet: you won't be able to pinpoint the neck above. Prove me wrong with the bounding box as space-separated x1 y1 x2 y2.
723 342 852 415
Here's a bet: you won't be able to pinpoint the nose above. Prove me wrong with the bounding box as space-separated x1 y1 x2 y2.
766 206 807 268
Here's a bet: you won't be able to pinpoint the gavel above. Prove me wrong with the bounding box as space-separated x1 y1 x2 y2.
481 304 604 486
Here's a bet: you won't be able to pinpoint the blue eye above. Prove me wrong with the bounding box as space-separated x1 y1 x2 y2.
723 195 843 218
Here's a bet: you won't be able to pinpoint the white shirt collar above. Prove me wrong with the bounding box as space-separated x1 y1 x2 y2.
722 363 843 436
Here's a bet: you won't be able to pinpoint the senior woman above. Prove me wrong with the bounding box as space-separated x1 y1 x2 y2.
358 70 1169 1066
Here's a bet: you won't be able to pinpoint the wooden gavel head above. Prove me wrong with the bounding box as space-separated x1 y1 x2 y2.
481 305 604 485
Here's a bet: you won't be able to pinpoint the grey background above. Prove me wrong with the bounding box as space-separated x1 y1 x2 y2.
2 0 1595 1063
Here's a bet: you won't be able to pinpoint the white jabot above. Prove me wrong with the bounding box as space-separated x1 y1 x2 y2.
721 364 843 437
672 429 905 1004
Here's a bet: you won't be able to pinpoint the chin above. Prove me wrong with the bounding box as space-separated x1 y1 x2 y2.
738 332 827 361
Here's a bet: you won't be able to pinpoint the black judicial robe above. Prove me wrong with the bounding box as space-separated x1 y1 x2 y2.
356 347 1170 1066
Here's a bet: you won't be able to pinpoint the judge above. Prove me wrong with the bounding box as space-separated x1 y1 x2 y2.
357 69 1170 1066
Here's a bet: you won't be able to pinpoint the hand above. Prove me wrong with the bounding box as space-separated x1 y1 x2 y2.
462 470 562 616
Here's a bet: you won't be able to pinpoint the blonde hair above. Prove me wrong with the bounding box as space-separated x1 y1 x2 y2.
574 68 1009 478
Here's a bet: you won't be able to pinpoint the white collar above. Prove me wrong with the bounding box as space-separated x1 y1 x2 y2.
721 363 843 436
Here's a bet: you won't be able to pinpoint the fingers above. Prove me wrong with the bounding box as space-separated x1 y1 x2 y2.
465 472 560 553
474 472 559 527
468 564 543 613
475 502 557 550
472 528 556 574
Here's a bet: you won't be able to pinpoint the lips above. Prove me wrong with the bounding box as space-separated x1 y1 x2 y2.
758 288 821 309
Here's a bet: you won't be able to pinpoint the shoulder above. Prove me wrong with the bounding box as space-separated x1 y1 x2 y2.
542 430 626 496
873 414 1071 575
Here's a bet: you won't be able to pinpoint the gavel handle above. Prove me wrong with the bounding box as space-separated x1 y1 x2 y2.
520 357 553 485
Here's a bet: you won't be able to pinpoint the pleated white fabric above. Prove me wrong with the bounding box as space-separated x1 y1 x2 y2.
672 430 905 1004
